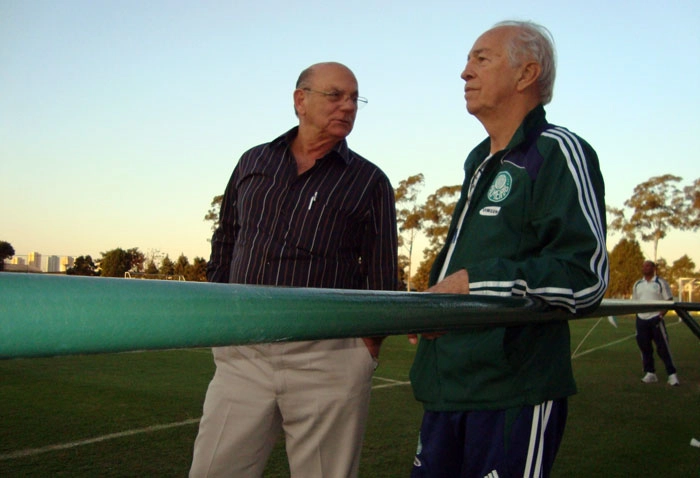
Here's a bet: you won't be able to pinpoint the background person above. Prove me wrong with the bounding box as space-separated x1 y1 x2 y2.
633 260 679 386
189 61 398 477
409 21 609 477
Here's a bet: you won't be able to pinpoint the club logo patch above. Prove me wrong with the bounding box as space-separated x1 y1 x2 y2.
487 171 512 202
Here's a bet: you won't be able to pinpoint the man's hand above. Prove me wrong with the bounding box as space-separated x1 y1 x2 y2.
362 336 385 359
408 269 470 345
408 331 445 345
426 269 470 294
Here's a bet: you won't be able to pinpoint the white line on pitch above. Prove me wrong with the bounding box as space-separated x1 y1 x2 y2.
0 376 411 461
373 376 407 383
0 419 200 460
571 319 681 359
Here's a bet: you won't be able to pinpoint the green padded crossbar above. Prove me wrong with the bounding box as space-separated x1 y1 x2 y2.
1 273 697 358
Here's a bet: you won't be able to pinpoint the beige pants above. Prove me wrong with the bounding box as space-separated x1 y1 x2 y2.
190 338 376 478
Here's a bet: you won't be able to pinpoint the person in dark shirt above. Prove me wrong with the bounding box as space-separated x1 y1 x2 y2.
190 62 398 478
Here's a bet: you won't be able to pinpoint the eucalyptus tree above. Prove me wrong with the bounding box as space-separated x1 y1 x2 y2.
411 184 461 291
395 174 425 291
608 174 698 262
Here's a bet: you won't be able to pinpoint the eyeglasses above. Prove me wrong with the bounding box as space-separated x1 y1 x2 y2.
302 88 368 109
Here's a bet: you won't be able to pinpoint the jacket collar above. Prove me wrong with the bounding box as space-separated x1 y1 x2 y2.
469 104 549 160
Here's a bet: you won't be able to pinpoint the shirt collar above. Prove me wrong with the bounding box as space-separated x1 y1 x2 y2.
273 126 353 165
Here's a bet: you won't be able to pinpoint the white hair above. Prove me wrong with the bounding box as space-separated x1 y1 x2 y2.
493 20 557 105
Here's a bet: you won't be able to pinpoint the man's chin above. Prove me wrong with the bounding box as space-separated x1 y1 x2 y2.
330 124 353 138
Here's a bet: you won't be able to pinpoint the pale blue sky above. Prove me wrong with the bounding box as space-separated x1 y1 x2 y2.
2 0 698 267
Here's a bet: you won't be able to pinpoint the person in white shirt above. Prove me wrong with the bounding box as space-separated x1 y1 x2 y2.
632 260 679 386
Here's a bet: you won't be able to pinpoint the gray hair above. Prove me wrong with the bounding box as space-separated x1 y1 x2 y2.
493 20 556 105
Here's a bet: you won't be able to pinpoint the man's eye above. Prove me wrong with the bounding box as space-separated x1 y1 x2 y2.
328 91 343 100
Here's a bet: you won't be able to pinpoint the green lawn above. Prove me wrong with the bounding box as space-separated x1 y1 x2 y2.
1 315 698 477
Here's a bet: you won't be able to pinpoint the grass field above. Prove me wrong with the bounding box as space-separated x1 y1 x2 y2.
1 314 698 477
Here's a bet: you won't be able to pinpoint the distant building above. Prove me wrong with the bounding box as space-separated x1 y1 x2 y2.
48 255 60 273
61 256 74 272
28 252 42 271
3 255 40 273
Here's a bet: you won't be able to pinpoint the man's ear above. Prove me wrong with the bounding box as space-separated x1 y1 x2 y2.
293 89 306 116
516 61 541 93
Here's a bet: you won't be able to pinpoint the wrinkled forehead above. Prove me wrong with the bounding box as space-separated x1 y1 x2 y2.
469 26 512 58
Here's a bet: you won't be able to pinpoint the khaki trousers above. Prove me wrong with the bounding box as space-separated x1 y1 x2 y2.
190 338 376 478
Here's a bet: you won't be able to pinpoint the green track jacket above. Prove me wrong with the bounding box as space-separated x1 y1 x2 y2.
410 105 609 411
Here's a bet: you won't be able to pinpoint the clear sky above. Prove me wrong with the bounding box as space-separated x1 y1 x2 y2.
2 0 698 267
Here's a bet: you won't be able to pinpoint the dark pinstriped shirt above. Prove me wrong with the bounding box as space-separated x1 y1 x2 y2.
207 127 398 292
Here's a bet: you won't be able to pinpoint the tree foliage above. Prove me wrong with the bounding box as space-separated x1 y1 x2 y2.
187 257 208 282
394 173 424 291
669 254 697 281
606 238 645 298
171 253 207 281
159 255 175 276
666 254 698 298
205 195 224 233
174 254 189 277
0 240 15 271
411 184 462 291
145 260 159 274
66 255 97 276
683 178 700 229
98 247 146 277
608 174 698 261
126 255 206 281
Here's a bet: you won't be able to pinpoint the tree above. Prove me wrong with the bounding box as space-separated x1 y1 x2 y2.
669 254 696 281
66 255 97 276
654 257 669 283
186 257 208 282
174 254 190 277
607 174 697 262
127 247 146 273
205 195 224 233
683 177 700 229
159 255 175 276
411 184 461 291
394 174 424 291
145 260 159 274
0 240 15 271
667 254 698 298
606 238 645 298
98 247 145 277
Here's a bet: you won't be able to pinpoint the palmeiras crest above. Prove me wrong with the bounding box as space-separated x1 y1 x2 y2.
487 171 512 202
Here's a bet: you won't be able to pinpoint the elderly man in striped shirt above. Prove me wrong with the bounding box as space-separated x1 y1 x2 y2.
190 62 398 478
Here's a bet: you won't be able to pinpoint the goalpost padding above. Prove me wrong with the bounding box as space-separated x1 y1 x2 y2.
1 272 696 359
